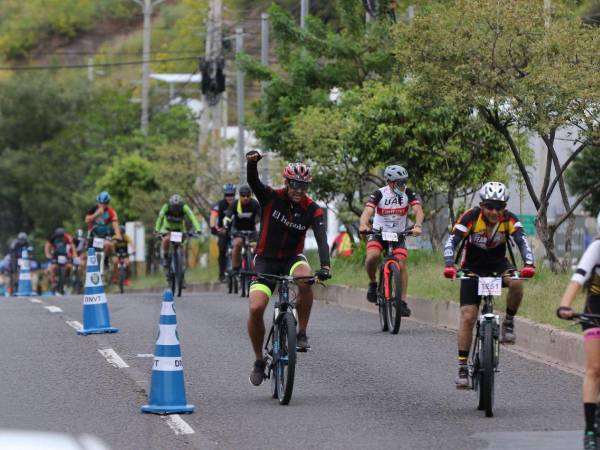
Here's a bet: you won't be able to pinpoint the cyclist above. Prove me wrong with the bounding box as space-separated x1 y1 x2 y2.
7 232 34 294
72 228 86 261
359 165 424 316
85 191 122 260
154 194 202 270
443 181 535 388
557 219 600 450
246 150 331 386
331 224 353 258
223 184 261 273
210 184 237 282
44 228 76 293
112 225 133 286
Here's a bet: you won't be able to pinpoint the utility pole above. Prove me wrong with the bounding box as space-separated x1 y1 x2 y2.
87 57 94 83
544 0 551 29
133 0 165 138
301 0 308 28
260 12 270 183
236 27 245 183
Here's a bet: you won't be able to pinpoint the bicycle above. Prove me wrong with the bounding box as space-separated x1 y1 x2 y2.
70 255 84 295
455 270 524 418
362 228 413 334
258 273 318 405
160 231 197 297
232 230 256 298
53 253 69 295
114 249 131 294
89 235 112 285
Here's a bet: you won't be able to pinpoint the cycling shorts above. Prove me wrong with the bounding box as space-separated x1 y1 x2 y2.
582 295 600 332
459 259 515 307
366 235 408 260
249 254 310 298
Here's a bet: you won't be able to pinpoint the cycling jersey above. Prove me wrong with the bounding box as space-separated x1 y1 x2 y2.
113 234 132 255
444 207 534 269
573 239 600 295
366 186 420 232
86 205 118 238
9 239 32 258
47 232 75 257
247 160 330 267
225 198 261 232
211 199 231 228
155 203 201 233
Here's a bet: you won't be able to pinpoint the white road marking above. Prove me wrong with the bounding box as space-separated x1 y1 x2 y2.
136 354 154 358
44 306 63 313
163 415 195 435
30 298 44 304
66 321 83 331
98 348 129 368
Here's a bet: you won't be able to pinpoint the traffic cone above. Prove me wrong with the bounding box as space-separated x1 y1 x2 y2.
78 248 118 335
15 249 33 297
141 289 194 414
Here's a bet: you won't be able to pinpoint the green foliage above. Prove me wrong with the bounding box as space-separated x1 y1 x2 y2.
0 0 137 59
566 146 600 214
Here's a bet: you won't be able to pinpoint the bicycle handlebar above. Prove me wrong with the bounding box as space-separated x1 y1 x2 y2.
360 226 414 237
255 273 318 285
455 269 526 281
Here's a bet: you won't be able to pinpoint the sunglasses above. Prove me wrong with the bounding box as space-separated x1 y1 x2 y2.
225 194 235 198
240 194 251 198
483 201 506 211
288 180 309 191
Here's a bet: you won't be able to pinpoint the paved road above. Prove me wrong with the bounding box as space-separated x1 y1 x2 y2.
0 290 585 449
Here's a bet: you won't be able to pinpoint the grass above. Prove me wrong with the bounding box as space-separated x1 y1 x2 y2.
130 262 218 291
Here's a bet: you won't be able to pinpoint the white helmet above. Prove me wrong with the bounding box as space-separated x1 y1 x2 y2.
479 181 509 202
384 165 409 182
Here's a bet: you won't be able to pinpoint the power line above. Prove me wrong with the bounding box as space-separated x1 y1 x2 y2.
0 56 200 71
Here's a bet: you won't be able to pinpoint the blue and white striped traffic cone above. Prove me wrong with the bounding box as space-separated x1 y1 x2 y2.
141 289 194 414
15 249 33 297
78 248 118 335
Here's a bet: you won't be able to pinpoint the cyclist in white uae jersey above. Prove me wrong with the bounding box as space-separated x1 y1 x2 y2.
359 165 425 315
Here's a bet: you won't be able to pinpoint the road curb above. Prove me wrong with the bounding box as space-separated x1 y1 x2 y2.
137 281 585 374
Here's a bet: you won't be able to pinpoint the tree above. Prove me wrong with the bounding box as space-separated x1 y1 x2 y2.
395 0 600 270
566 146 600 215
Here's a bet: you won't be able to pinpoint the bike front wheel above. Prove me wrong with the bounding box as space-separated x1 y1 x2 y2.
385 263 402 334
275 312 297 405
478 321 495 417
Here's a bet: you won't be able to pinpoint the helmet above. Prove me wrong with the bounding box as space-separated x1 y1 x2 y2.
169 194 183 207
223 183 236 195
384 165 409 182
17 232 27 241
75 229 84 239
96 191 111 204
239 185 251 196
55 228 65 236
479 181 509 202
283 162 312 182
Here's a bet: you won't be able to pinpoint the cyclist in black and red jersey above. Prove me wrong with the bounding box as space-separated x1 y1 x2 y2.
245 150 331 386
443 181 535 388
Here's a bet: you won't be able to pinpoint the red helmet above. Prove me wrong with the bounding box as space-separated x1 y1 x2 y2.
283 162 312 182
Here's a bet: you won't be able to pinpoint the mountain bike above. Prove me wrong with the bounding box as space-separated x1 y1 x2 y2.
161 231 197 297
234 230 256 298
259 273 317 405
115 248 130 294
363 228 413 334
70 255 84 295
89 236 112 285
456 270 524 418
225 238 237 295
53 253 69 295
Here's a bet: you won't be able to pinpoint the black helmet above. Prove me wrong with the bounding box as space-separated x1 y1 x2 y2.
239 185 251 196
223 183 236 195
55 228 65 236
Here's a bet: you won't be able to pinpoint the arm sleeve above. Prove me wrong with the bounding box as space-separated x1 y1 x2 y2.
154 204 168 232
511 227 535 266
223 202 235 228
247 160 271 205
406 188 421 206
443 210 474 266
183 204 202 232
572 240 600 285
311 207 330 267
365 189 382 209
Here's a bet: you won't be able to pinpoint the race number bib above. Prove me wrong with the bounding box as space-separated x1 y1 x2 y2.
57 255 68 264
73 257 81 265
93 237 105 249
381 232 398 242
478 277 502 296
170 232 183 243
17 258 23 267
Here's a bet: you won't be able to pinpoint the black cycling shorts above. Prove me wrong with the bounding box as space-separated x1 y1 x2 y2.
582 294 600 331
250 254 310 298
459 259 515 307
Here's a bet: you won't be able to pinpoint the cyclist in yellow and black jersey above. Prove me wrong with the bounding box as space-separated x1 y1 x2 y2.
112 225 133 285
443 182 535 388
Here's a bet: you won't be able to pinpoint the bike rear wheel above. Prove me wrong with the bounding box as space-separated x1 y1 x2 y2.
478 321 495 417
385 263 402 334
275 312 297 405
377 273 388 332
57 265 65 295
118 264 126 294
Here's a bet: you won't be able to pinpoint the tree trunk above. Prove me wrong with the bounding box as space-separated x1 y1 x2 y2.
535 210 560 272
562 215 576 272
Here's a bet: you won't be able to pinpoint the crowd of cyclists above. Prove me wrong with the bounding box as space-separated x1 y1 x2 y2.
1 149 598 448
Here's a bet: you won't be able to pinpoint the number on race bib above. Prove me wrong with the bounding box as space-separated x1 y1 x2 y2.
57 255 68 264
170 232 183 243
93 237 105 249
478 277 502 296
381 232 399 242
